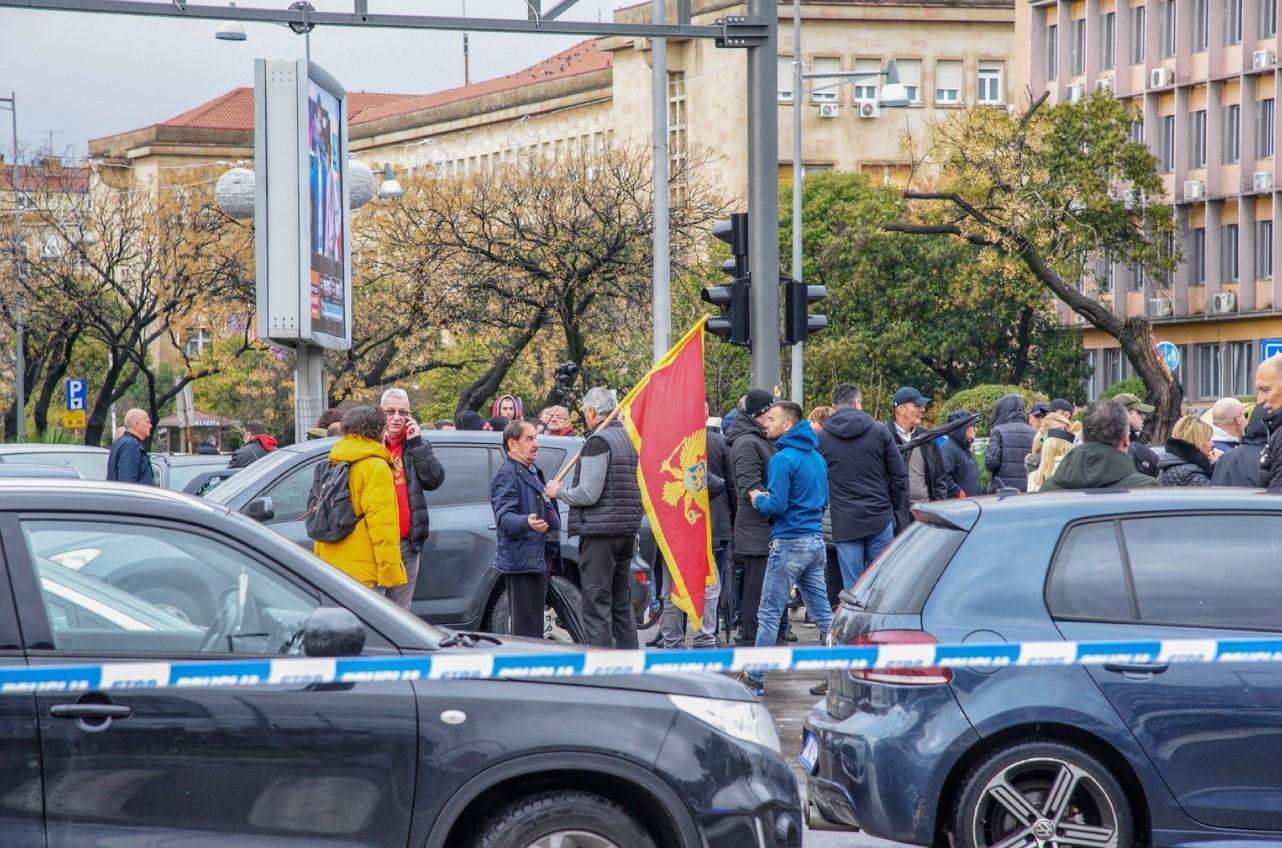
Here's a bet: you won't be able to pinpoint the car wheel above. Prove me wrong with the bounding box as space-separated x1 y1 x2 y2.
486 576 586 643
952 741 1133 848
470 790 657 848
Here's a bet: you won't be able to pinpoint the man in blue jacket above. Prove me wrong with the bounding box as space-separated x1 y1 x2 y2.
740 401 831 696
491 419 560 638
106 408 155 486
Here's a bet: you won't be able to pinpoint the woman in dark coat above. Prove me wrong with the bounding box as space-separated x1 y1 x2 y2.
490 420 561 637
1159 415 1214 487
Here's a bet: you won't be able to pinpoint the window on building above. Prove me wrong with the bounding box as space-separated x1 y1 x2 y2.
978 61 1003 104
1084 350 1099 399
1103 12 1117 69
1162 0 1178 57
1162 114 1177 172
1104 348 1124 388
1130 261 1145 291
1104 253 1116 291
854 58 881 102
897 59 922 103
1132 6 1147 62
1131 116 1145 143
1176 344 1190 389
935 60 962 104
1259 98 1275 158
1230 340 1254 394
1199 343 1222 397
1191 228 1206 283
1263 0 1278 36
1194 0 1210 50
811 56 840 103
1228 0 1244 43
1048 24 1060 80
777 60 794 102
1257 219 1274 278
183 327 212 358
1191 110 1208 167
668 71 687 176
1226 103 1241 163
1225 223 1241 279
1072 18 1087 75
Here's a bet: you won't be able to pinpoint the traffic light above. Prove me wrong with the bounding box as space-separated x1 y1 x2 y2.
702 213 751 347
784 278 828 344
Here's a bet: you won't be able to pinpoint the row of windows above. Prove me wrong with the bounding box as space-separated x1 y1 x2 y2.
1154 99 1273 171
1048 0 1280 80
1091 219 1271 293
408 130 615 179
778 57 1005 106
1086 338 1259 399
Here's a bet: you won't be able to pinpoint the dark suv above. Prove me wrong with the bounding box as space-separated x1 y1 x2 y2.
804 488 1282 848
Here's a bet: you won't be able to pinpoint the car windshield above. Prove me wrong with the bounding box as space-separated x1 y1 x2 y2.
205 447 313 504
4 451 107 481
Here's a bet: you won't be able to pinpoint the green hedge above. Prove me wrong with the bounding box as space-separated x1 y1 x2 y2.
938 385 1048 438
1101 377 1146 400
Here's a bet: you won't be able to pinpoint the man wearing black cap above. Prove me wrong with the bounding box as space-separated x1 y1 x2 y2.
1113 392 1160 478
887 387 947 532
725 388 779 645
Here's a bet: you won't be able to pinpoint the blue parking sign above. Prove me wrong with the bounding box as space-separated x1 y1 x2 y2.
1262 339 1282 361
65 378 86 412
1157 341 1181 372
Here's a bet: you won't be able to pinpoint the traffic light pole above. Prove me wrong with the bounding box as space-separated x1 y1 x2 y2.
746 0 780 393
651 0 670 365
790 0 803 405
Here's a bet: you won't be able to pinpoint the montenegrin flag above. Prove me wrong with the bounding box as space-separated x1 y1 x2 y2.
620 317 716 629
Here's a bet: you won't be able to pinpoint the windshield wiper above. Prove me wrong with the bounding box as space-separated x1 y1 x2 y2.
436 627 476 648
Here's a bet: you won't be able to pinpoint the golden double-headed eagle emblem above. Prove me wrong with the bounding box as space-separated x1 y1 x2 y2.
660 429 709 525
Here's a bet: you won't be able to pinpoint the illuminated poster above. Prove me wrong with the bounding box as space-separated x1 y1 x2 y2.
308 79 345 339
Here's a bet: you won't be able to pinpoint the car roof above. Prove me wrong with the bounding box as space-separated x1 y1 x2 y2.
0 444 109 456
918 486 1282 529
0 463 82 479
0 479 232 517
281 431 584 457
149 453 229 465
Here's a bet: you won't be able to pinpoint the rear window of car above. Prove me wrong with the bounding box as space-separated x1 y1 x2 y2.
846 522 966 614
4 451 107 481
1046 521 1133 621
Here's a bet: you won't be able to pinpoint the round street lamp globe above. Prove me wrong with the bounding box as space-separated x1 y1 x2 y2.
215 167 256 219
349 159 375 209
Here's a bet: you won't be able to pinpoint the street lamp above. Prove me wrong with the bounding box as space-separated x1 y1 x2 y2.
377 163 404 200
215 2 247 40
0 91 23 440
787 44 908 404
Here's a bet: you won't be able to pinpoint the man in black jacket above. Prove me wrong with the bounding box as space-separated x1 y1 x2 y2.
381 388 446 611
228 421 277 468
1211 403 1269 486
1256 356 1282 489
818 384 907 590
106 409 155 485
1113 393 1160 478
725 389 778 646
942 410 982 498
984 393 1035 492
887 386 947 532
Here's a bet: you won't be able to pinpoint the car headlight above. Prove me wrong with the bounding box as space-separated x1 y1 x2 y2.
668 694 781 753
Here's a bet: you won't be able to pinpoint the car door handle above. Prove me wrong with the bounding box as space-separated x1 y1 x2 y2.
49 703 133 720
1102 662 1169 675
487 523 497 530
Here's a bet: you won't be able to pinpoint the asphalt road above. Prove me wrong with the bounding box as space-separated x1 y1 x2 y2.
760 610 916 848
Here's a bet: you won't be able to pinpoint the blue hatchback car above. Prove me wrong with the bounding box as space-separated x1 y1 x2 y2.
803 488 1282 848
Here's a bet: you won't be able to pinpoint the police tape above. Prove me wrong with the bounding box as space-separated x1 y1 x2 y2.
5 637 1282 693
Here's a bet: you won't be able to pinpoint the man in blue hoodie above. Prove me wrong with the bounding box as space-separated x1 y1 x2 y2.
740 401 831 696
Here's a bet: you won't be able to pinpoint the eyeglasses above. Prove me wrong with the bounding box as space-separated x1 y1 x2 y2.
383 409 412 419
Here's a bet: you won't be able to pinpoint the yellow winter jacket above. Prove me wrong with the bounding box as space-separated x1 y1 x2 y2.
313 435 406 589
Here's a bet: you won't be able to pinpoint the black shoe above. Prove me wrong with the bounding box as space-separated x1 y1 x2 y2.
784 628 799 643
809 679 829 696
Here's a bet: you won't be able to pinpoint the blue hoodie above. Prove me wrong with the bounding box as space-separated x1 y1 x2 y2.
752 420 829 539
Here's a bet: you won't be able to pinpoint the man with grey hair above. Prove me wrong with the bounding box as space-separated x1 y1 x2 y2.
545 386 644 648
380 387 445 610
1210 397 1247 454
1039 400 1158 491
107 408 155 485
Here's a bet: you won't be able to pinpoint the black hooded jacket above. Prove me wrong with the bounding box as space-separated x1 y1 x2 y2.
941 412 982 498
1211 404 1269 487
724 412 774 556
984 394 1036 492
817 407 908 542
1259 405 1282 489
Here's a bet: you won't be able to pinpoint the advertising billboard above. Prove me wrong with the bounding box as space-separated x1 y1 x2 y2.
254 59 352 351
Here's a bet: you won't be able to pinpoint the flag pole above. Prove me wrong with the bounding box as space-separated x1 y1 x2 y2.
552 317 708 483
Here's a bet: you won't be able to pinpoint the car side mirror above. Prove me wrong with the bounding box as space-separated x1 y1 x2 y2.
245 496 275 522
302 607 366 657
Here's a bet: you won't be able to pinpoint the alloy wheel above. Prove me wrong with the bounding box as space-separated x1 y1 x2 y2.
970 756 1119 848
524 830 621 848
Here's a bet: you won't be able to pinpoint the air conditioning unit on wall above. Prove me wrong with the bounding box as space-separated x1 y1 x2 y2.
817 103 840 119
1183 179 1206 201
1254 170 1274 192
1149 67 1174 89
1210 291 1237 313
1149 296 1174 317
857 101 881 119
1067 83 1085 103
1254 49 1276 69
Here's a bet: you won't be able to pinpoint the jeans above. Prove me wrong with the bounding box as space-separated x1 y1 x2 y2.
834 522 894 591
658 546 725 648
385 538 420 611
749 535 832 684
578 534 640 649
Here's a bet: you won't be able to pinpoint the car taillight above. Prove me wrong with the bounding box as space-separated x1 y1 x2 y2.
847 630 952 686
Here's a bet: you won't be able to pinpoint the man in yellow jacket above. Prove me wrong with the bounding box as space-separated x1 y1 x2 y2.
313 406 406 592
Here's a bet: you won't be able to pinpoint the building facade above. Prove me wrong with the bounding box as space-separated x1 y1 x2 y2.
1016 0 1282 404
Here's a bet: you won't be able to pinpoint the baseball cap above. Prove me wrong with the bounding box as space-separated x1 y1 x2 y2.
1030 402 1052 417
743 389 776 419
1112 393 1155 414
892 387 931 407
1049 398 1075 415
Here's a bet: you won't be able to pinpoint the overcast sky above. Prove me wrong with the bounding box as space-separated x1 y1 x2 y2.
0 0 624 159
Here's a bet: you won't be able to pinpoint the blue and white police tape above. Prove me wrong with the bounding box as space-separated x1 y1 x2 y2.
5 637 1282 693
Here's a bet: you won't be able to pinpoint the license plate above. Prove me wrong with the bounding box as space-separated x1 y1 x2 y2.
799 732 819 773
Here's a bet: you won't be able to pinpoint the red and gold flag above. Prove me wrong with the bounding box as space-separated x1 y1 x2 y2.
620 318 715 629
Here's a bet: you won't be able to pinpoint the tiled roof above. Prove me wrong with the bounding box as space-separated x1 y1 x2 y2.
353 39 610 125
1 164 90 194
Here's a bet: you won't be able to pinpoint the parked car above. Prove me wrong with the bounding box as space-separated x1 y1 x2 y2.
804 488 1282 848
149 452 236 494
0 444 108 480
0 479 800 847
0 463 81 479
204 433 654 640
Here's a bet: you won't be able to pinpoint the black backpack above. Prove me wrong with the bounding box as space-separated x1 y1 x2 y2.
305 460 366 543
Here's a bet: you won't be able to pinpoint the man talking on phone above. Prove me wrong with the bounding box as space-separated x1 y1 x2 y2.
381 388 446 610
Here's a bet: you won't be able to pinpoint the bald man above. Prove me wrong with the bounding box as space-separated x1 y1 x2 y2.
1257 356 1282 489
107 408 156 485
1210 397 1247 453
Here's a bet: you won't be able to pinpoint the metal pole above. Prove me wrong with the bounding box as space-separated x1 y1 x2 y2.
747 0 780 391
790 0 803 405
6 92 23 441
462 0 470 85
294 342 325 443
652 0 671 364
